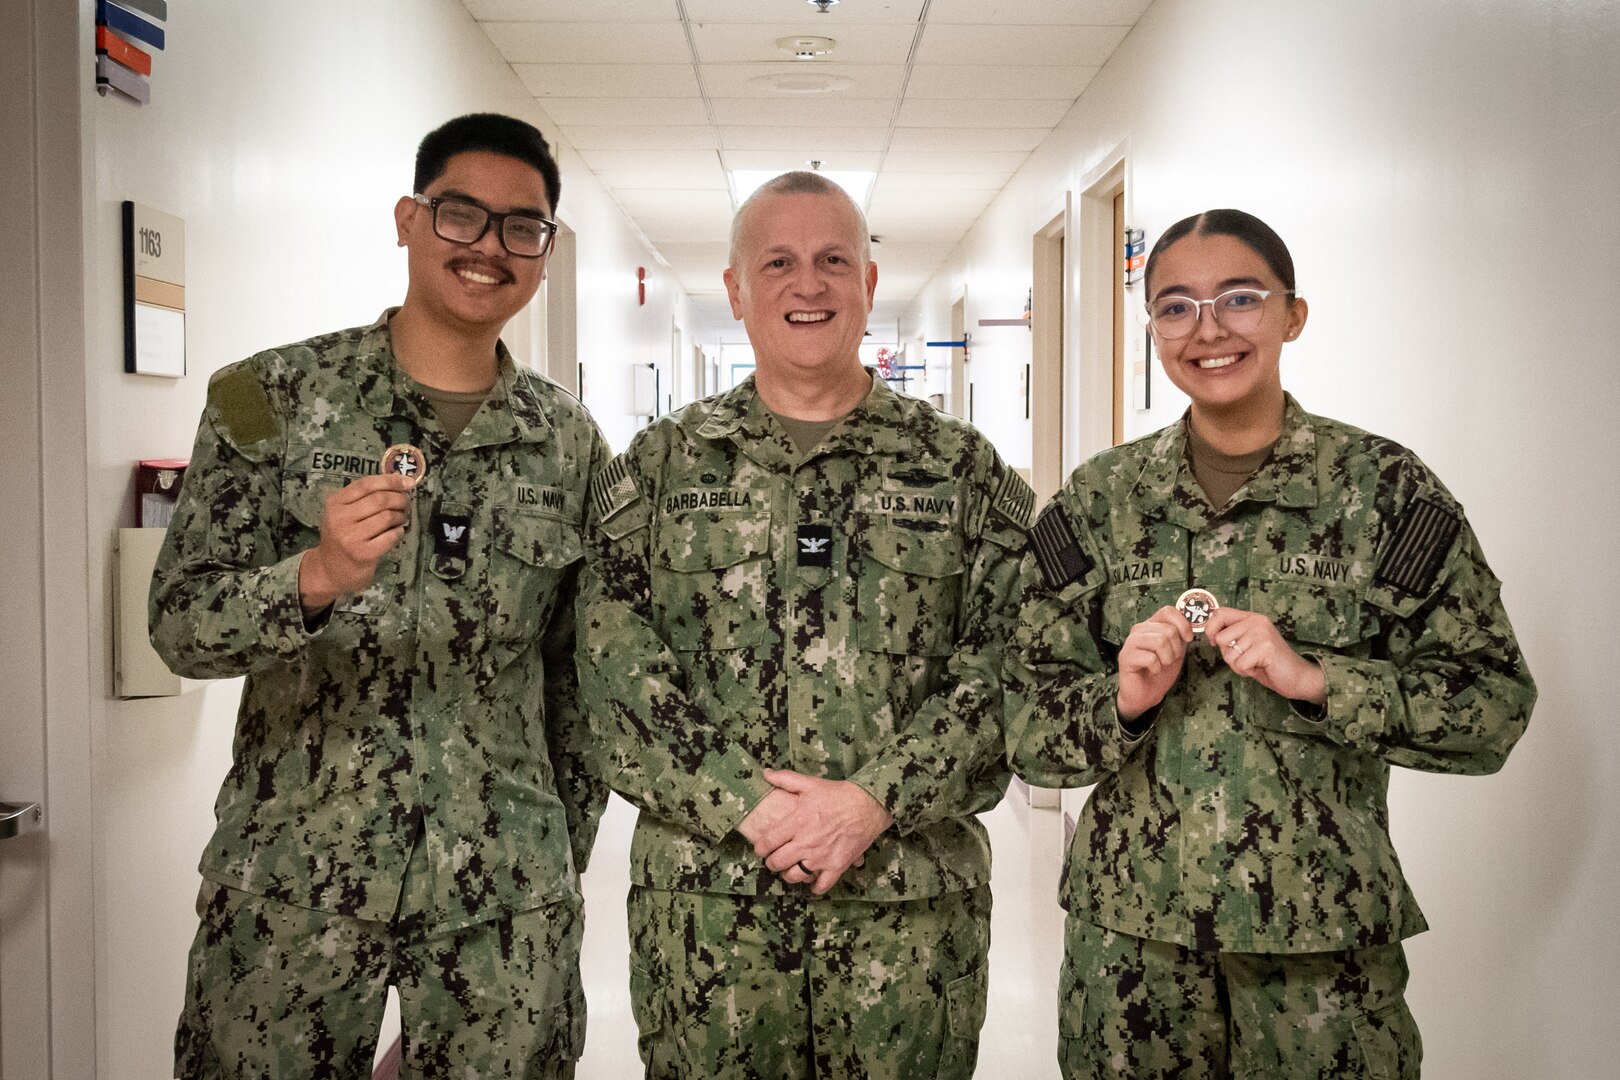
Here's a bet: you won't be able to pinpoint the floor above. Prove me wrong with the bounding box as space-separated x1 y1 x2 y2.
573 786 1069 1080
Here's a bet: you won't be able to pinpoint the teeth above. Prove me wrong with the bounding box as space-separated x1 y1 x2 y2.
458 268 501 285
1196 354 1240 369
787 311 831 323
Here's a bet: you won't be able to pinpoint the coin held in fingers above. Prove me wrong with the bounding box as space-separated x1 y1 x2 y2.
1176 587 1219 635
381 444 427 488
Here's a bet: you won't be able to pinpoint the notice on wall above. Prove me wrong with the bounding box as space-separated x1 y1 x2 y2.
122 201 187 377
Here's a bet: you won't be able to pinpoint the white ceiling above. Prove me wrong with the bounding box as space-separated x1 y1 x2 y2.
461 0 1154 337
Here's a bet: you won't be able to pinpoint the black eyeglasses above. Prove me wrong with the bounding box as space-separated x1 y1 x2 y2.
411 194 558 258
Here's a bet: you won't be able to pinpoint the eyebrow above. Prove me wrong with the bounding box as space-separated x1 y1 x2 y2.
1150 276 1267 301
435 188 549 218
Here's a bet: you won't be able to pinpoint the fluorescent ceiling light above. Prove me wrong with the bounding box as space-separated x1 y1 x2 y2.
728 169 875 211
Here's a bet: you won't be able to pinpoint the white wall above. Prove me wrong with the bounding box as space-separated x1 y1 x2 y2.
906 2 1619 1076
75 3 699 1076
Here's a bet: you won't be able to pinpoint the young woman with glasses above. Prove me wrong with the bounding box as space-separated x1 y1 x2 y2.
1005 208 1536 1079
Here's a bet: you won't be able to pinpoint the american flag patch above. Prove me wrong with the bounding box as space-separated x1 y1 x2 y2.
589 455 640 523
1375 495 1460 595
1029 504 1093 590
995 470 1036 529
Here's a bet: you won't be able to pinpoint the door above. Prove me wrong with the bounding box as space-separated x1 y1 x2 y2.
1 3 54 1071
1031 207 1068 508
949 296 967 419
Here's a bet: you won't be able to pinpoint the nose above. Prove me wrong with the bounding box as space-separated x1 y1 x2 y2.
787 261 826 296
1192 300 1225 341
469 222 507 258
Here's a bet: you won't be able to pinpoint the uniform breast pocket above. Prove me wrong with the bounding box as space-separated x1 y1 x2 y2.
855 526 966 657
1250 577 1378 653
487 508 583 641
653 515 772 652
1100 583 1181 646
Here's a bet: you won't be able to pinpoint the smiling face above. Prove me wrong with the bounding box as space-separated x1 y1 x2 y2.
394 150 551 336
723 190 878 385
1147 231 1308 416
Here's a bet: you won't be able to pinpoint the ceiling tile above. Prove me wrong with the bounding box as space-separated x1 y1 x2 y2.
615 189 736 216
710 98 897 128
888 126 1050 152
598 167 730 190
880 149 1029 173
897 98 1071 128
482 21 691 63
719 126 890 151
540 97 710 126
561 125 720 150
719 148 883 171
512 63 700 97
700 62 907 98
682 0 926 24
643 216 746 243
867 188 997 217
872 171 1010 193
691 22 918 64
578 148 723 172
915 23 1130 66
906 63 1098 100
464 0 678 20
654 241 733 262
925 0 1151 24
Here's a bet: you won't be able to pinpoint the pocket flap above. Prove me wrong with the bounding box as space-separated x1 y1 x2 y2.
1252 578 1374 647
656 515 771 571
946 965 989 1039
861 526 966 578
284 475 340 529
494 508 583 569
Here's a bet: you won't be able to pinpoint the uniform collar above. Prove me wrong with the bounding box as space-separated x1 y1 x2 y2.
690 370 911 470
356 308 549 449
1136 393 1320 529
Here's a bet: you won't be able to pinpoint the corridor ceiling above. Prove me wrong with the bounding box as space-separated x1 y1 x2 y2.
459 0 1153 336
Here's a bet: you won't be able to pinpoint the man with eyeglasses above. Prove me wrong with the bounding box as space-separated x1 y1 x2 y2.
151 113 607 1078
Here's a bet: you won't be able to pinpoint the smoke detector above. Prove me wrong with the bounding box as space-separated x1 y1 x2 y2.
777 35 836 60
808 0 840 11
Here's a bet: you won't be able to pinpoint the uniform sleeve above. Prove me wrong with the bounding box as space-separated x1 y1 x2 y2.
148 358 319 678
1003 485 1150 787
544 426 614 873
845 452 1025 833
576 444 775 844
1292 476 1535 774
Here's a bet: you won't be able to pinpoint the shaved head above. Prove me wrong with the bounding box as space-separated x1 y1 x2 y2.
729 171 871 270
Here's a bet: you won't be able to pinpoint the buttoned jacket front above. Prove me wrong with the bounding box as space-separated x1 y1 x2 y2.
580 375 1030 900
1006 398 1535 952
151 312 609 932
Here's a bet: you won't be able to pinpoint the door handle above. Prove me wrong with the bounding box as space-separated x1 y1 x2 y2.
1 801 42 841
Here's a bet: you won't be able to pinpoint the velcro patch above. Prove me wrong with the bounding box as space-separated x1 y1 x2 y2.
1375 495 1460 595
1029 503 1094 590
589 454 640 524
797 523 833 567
431 510 471 558
208 366 278 446
995 470 1035 529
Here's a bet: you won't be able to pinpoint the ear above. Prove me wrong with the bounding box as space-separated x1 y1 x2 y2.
863 260 878 311
723 266 745 320
1284 296 1309 341
393 196 418 248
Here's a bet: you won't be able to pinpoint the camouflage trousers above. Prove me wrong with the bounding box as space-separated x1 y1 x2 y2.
174 880 586 1079
627 884 991 1080
1058 914 1421 1079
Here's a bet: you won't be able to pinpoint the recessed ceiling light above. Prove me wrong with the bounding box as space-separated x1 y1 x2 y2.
748 72 853 94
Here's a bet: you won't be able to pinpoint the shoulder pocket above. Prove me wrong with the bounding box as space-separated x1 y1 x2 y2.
856 526 966 656
652 514 772 651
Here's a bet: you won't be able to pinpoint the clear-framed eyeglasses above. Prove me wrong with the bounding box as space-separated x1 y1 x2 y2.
411 194 558 258
1143 287 1295 339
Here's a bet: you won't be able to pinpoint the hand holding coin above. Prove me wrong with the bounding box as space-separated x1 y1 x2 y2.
297 472 414 612
1116 606 1198 722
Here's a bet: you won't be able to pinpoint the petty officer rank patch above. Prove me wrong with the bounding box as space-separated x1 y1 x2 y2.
1375 494 1460 595
797 523 833 567
431 510 471 558
590 455 640 523
1029 503 1094 590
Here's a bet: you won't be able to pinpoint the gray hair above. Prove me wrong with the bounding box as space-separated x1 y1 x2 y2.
728 171 872 269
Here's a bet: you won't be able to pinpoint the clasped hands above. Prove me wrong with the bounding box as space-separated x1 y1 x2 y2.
1117 605 1328 722
735 770 894 896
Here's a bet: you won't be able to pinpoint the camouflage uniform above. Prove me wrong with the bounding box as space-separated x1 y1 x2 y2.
151 311 608 1078
579 374 1031 1078
1005 396 1535 1078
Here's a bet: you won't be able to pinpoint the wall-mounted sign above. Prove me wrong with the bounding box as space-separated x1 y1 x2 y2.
122 201 186 377
94 0 167 105
1124 227 1146 286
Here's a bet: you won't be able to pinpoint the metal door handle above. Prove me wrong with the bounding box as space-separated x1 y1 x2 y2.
1 802 42 841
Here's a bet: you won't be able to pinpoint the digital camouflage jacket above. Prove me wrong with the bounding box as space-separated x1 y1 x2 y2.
1006 396 1535 953
579 374 1031 900
150 312 609 932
